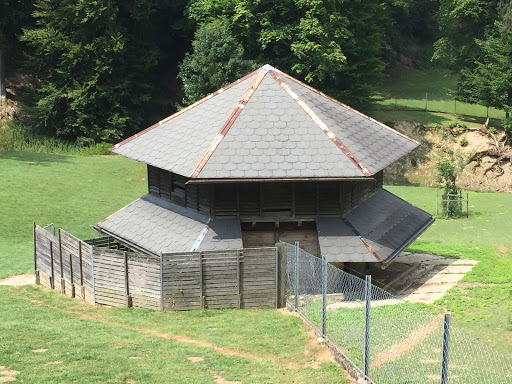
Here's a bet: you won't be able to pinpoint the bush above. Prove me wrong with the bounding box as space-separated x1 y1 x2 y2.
437 157 464 218
460 136 469 147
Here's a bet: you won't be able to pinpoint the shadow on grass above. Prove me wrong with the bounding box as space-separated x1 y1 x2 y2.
0 150 72 165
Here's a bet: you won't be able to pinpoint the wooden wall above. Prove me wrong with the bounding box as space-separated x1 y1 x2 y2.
147 165 209 215
35 225 282 311
147 165 383 220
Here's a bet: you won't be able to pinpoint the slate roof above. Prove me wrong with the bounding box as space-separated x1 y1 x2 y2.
112 64 418 179
95 194 242 255
318 189 434 264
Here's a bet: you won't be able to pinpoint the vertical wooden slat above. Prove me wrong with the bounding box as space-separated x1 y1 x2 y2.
49 240 54 289
237 249 242 309
199 251 204 309
159 252 164 311
124 251 131 307
69 252 75 298
90 246 96 305
79 241 85 299
59 228 64 293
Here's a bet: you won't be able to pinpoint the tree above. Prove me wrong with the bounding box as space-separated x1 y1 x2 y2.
178 19 258 105
21 0 160 142
180 0 389 109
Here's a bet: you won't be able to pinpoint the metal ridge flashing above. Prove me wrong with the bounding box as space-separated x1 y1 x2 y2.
110 68 261 152
189 67 268 178
268 69 372 177
275 68 419 146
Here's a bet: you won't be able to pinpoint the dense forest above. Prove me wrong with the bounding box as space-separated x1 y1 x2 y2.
0 0 511 143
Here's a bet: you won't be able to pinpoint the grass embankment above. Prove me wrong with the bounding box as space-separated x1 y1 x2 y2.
370 66 505 128
0 151 147 278
388 185 512 355
0 285 345 383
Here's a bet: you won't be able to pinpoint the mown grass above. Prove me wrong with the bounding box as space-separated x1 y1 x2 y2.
373 66 505 121
0 285 346 384
388 185 512 355
0 151 147 278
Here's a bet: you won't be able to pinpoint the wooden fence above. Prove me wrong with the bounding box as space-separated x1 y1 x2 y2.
34 224 286 311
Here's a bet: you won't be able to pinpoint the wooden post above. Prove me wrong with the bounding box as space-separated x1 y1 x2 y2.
58 229 65 293
90 247 96 305
124 251 132 307
236 249 242 309
275 243 286 308
69 252 75 298
33 222 40 284
49 240 55 289
159 252 164 311
79 242 85 299
199 251 204 309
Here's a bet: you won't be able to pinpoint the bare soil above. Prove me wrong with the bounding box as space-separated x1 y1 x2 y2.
386 121 512 192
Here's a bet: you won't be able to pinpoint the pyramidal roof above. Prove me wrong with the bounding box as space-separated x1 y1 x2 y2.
112 64 418 179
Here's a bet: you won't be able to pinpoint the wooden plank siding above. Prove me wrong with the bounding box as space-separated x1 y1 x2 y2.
35 225 281 311
147 165 382 220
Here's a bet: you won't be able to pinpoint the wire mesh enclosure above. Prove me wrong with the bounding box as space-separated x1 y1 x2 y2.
284 242 512 384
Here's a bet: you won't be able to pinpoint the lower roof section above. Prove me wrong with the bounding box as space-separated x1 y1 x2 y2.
95 194 242 255
96 189 433 265
318 189 434 265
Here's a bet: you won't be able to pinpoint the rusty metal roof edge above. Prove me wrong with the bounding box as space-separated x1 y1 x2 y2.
109 68 262 152
189 68 268 178
274 68 420 146
268 69 372 177
381 216 436 268
341 217 383 263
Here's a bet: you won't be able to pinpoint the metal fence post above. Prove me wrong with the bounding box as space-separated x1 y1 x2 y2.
294 241 299 311
364 275 371 378
322 254 327 336
440 313 451 384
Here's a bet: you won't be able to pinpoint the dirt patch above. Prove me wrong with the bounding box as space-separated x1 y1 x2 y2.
457 282 497 287
187 357 204 363
371 314 443 368
31 348 48 353
211 372 240 384
44 361 62 366
129 356 143 360
0 275 34 286
0 366 18 383
497 244 508 255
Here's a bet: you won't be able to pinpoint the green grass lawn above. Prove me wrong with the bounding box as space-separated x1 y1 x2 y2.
0 151 147 279
388 185 512 355
370 65 506 128
0 285 346 384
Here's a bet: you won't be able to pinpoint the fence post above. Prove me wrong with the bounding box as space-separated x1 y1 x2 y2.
322 254 327 336
159 252 164 311
294 241 299 311
69 252 75 298
124 251 132 307
49 240 55 289
364 275 371 378
79 241 85 299
59 229 64 293
90 247 96 305
236 249 242 309
275 243 286 308
440 313 451 384
425 92 428 111
199 251 204 309
33 222 39 284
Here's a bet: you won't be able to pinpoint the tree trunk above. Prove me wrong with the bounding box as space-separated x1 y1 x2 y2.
0 48 6 105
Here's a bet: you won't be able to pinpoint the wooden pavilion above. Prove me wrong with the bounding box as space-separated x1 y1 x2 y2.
94 64 434 274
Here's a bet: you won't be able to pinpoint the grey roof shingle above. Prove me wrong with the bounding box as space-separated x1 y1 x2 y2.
317 217 376 263
111 65 418 179
96 194 243 255
343 189 434 263
317 189 433 263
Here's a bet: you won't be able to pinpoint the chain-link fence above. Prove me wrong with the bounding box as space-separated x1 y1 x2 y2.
284 242 512 384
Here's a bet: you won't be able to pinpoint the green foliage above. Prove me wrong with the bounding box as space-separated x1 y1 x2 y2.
181 0 389 109
178 19 258 105
0 121 111 155
460 136 468 146
437 157 463 217
20 0 160 142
